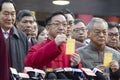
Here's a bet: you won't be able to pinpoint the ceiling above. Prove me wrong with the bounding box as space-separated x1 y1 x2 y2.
13 0 120 16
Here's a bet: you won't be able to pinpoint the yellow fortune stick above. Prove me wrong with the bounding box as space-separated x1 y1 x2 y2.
103 53 113 67
66 38 75 55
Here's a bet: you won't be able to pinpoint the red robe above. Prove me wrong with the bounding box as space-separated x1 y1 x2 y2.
25 39 82 70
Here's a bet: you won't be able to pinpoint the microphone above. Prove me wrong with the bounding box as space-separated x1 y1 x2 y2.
23 67 34 73
47 72 57 79
10 67 19 79
95 71 106 80
64 67 87 80
45 68 57 79
93 68 106 80
64 67 75 79
72 68 86 80
64 67 86 80
27 70 39 80
34 68 46 79
55 67 84 80
26 68 46 80
10 67 31 79
82 68 96 80
23 67 38 79
54 68 68 79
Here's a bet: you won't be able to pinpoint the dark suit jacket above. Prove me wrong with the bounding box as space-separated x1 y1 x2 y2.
10 27 29 72
0 26 29 80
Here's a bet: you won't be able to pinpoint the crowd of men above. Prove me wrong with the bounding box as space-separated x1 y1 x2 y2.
1 0 120 80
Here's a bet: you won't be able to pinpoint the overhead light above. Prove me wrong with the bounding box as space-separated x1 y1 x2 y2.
52 0 70 5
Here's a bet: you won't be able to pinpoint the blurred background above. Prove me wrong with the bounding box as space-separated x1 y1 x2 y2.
13 0 120 26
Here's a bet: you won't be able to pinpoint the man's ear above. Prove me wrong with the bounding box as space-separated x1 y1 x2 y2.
15 22 18 28
16 21 21 29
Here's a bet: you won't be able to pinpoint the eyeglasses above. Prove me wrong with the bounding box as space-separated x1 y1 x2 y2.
108 33 119 37
73 28 87 32
48 23 68 28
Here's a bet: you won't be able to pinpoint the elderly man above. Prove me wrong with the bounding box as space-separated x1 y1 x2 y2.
16 9 37 46
77 17 120 69
71 19 87 43
71 19 88 48
77 17 120 80
0 0 29 80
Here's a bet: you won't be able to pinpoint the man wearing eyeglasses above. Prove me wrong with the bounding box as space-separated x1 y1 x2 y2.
25 11 81 79
71 19 88 48
106 22 120 52
77 17 120 80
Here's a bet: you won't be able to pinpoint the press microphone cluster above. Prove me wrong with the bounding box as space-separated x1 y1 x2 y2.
10 67 46 80
10 67 97 80
45 67 86 80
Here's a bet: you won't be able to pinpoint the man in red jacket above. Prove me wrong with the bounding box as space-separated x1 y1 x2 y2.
24 11 81 72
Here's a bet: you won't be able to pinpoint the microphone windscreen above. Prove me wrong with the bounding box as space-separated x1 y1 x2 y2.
72 68 84 78
47 72 57 79
95 71 106 80
10 67 18 75
34 68 46 78
56 72 68 79
27 71 35 78
64 72 76 79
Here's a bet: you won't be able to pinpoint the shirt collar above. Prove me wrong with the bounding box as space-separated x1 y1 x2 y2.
1 27 20 39
89 42 105 51
1 28 10 34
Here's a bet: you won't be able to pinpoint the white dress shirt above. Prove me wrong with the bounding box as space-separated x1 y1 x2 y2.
1 28 10 39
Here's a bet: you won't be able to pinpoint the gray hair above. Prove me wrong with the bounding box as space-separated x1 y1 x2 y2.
87 17 108 31
16 9 36 22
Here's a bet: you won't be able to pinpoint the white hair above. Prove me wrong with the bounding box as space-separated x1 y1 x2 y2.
87 17 108 32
